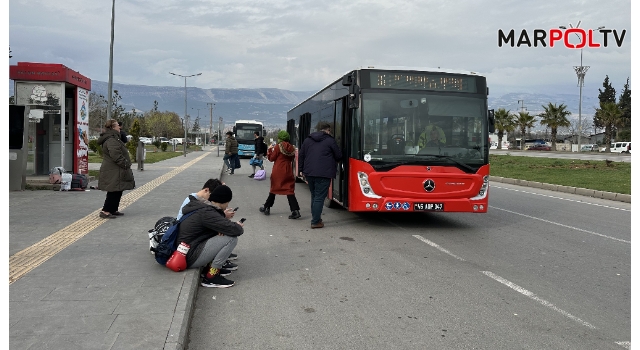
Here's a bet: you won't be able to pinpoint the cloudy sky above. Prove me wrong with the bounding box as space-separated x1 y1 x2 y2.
6 0 633 97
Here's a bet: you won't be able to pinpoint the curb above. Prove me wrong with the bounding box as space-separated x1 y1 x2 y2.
166 147 224 350
489 176 631 203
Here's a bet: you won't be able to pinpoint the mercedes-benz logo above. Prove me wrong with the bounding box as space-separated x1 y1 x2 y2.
423 179 435 192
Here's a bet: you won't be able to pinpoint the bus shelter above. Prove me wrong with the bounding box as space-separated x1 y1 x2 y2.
9 62 92 189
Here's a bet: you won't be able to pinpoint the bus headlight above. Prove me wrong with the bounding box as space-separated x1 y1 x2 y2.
470 175 489 200
357 172 381 199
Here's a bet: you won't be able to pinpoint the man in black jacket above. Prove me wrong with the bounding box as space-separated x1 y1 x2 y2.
249 131 267 178
298 122 342 229
177 185 244 288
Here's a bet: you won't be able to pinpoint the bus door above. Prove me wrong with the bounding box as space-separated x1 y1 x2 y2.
332 99 347 206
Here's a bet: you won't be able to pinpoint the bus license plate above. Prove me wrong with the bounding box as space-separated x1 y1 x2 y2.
413 203 444 211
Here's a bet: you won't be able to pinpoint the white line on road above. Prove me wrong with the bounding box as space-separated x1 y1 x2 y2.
412 235 466 261
481 271 597 329
492 185 630 212
615 341 631 349
382 218 466 261
489 206 630 244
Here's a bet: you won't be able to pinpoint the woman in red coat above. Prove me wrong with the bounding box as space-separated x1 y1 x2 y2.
259 130 301 219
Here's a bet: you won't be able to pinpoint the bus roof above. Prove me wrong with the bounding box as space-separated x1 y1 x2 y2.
289 66 486 112
235 120 263 125
351 65 486 78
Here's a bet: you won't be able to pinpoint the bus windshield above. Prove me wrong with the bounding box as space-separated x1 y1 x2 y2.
361 91 488 169
235 123 262 141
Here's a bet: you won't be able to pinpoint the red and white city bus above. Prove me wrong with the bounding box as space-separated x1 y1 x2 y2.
287 67 495 213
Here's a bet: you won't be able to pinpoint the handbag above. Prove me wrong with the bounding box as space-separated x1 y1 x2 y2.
249 157 263 167
235 156 241 169
254 169 266 180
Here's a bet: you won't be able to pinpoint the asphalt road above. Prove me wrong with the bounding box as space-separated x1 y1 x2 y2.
490 149 632 163
186 161 631 350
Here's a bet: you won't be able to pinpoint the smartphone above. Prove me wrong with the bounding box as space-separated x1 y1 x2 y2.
233 207 239 212
239 218 246 223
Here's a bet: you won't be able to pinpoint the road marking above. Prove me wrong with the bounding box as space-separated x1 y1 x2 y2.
382 218 466 261
412 235 466 261
9 153 210 284
492 185 630 212
615 341 630 349
481 271 597 329
489 206 630 244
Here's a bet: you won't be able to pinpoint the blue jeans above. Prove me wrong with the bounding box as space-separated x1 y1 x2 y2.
306 176 331 225
223 154 237 172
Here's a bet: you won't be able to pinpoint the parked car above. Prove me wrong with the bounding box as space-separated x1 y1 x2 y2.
601 142 631 153
157 137 171 144
611 142 631 154
580 144 599 152
139 137 152 144
527 144 551 151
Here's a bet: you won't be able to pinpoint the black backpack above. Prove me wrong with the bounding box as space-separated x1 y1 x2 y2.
150 209 201 266
148 216 177 253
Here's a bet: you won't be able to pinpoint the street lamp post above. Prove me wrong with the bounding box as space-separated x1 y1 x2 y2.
559 23 605 152
170 72 201 156
106 0 115 122
218 116 223 157
207 103 215 148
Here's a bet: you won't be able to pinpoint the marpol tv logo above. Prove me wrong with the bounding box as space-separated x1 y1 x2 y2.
498 26 626 48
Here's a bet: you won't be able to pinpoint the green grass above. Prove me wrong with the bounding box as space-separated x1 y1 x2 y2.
88 150 185 164
490 155 631 194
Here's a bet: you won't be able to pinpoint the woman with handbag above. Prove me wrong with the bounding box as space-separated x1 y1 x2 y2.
249 131 267 178
259 130 301 219
97 120 136 219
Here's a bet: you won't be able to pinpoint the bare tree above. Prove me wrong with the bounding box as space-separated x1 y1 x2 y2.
89 92 108 134
558 116 595 142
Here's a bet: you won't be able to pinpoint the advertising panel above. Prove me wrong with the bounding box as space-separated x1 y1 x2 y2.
75 88 89 174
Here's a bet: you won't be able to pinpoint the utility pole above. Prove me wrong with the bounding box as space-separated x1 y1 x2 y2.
207 102 215 148
517 100 526 150
559 23 604 152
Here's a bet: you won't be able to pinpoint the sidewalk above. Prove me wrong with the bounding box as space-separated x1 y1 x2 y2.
9 146 224 350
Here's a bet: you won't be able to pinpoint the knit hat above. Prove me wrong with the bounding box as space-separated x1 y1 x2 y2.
277 130 290 142
208 185 233 203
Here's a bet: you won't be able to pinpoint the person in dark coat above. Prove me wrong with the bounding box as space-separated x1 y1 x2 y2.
97 119 135 219
298 122 342 229
224 131 239 175
259 131 301 219
249 131 267 178
177 185 244 288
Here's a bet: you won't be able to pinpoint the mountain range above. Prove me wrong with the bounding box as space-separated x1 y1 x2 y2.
9 80 600 129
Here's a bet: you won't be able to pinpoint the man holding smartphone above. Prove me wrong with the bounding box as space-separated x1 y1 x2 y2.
177 179 238 263
177 185 245 288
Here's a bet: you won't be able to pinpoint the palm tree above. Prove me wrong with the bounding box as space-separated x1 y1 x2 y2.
539 103 571 151
494 108 515 149
594 102 623 152
515 111 536 150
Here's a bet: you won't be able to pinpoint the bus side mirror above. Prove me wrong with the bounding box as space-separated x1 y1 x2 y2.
342 73 354 86
488 109 495 133
348 85 360 109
